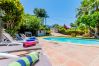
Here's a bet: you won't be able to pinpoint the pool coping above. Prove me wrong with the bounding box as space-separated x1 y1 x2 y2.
43 38 99 48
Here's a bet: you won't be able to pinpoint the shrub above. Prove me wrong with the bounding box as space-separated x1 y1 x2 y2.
71 33 76 37
65 30 84 35
59 27 66 34
5 29 16 37
59 28 84 36
46 30 51 35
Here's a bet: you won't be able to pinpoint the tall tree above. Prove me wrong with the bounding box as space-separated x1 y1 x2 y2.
20 14 41 35
33 8 48 25
76 0 89 18
76 0 99 38
76 0 91 29
0 0 24 35
70 23 76 28
90 0 99 38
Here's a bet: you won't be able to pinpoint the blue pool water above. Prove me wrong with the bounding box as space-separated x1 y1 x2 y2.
44 37 99 45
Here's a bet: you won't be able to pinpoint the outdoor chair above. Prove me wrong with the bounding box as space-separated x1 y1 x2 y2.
16 34 38 43
9 52 39 66
0 52 51 66
2 32 38 47
2 32 22 46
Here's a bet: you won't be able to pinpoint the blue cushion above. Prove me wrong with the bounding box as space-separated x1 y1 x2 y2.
29 37 36 39
17 59 26 66
26 39 35 41
26 55 33 66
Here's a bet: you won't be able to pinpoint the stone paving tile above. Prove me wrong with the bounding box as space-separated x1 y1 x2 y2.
65 60 83 66
39 39 99 66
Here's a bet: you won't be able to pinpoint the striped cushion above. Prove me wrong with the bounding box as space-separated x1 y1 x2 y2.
17 59 26 66
9 52 39 66
26 55 33 66
8 62 21 66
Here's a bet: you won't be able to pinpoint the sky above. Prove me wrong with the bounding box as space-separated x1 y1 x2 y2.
20 0 81 27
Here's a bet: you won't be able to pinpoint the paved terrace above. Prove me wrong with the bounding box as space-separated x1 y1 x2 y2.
0 44 51 66
39 38 99 66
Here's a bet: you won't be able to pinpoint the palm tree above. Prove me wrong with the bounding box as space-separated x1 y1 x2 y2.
33 8 48 25
77 0 99 38
76 0 90 17
77 0 93 36
44 14 49 26
89 0 99 38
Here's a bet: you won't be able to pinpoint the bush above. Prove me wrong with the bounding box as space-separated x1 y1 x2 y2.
59 28 66 34
65 30 84 35
71 33 76 37
46 30 51 35
5 29 17 37
59 28 84 36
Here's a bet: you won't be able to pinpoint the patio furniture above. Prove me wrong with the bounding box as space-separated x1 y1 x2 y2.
23 41 36 48
20 34 34 39
16 34 38 42
0 52 52 66
16 34 23 40
2 32 22 46
9 52 39 66
0 53 19 59
2 32 38 47
0 48 51 66
25 32 32 37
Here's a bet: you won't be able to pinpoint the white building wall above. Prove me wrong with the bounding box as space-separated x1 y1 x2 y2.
37 30 46 36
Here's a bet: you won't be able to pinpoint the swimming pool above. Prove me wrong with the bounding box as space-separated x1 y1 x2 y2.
44 37 99 45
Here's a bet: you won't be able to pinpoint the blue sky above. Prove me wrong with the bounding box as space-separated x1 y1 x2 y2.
20 0 81 27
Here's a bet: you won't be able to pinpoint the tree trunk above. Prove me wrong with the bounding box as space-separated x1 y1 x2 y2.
88 28 91 37
87 26 92 37
94 4 99 38
44 18 46 26
0 27 3 42
94 24 99 38
0 18 3 42
41 18 44 25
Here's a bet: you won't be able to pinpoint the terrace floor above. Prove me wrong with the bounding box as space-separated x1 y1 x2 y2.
39 38 99 66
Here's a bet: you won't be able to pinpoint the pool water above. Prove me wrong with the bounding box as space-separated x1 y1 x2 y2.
44 37 99 45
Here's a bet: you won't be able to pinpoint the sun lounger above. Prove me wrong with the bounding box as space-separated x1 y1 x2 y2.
0 53 19 59
16 34 23 40
2 32 38 47
16 34 39 43
2 32 22 46
20 34 36 39
0 52 51 66
9 52 39 66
